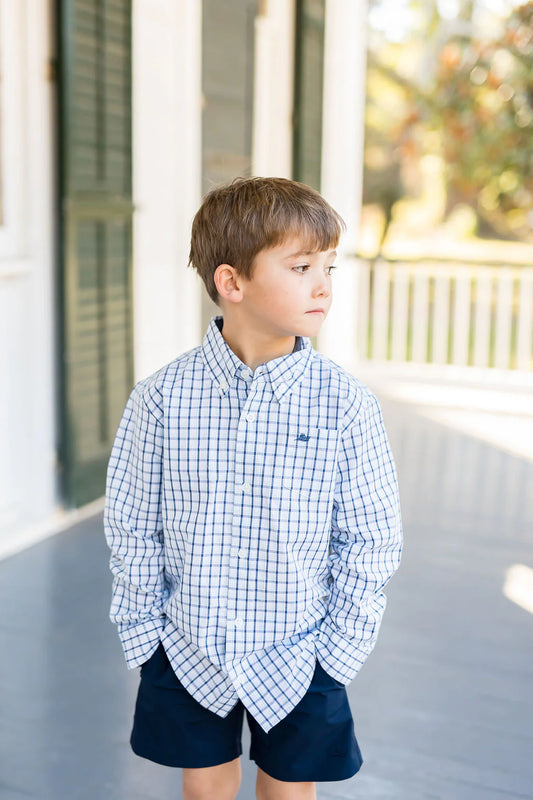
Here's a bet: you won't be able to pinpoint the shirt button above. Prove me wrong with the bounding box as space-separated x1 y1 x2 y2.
237 549 246 559
219 380 228 391
234 618 244 629
239 481 251 494
246 412 256 423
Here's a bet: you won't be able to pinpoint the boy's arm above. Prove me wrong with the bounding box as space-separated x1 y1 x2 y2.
103 382 167 669
316 389 403 684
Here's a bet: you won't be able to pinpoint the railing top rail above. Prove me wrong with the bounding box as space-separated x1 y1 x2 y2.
353 252 533 269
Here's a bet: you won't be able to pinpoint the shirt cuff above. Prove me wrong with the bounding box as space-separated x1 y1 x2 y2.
316 620 376 685
117 616 166 669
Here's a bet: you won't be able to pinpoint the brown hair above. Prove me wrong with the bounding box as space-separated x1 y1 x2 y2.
188 177 345 304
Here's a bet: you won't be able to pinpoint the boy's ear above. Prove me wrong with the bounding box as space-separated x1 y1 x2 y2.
214 264 244 304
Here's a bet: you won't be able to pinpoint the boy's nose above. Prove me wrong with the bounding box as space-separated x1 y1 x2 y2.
312 277 330 297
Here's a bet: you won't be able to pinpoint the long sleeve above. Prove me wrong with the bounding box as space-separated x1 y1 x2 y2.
103 382 167 668
316 390 403 684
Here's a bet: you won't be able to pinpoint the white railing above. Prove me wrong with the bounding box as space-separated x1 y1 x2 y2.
354 258 533 372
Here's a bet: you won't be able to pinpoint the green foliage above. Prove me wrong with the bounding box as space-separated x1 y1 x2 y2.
403 2 533 238
365 1 533 241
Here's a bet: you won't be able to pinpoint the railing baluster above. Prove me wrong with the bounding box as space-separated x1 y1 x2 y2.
473 269 492 368
356 257 370 360
391 266 409 361
371 260 390 360
494 268 514 369
411 269 429 363
516 269 533 371
452 268 471 366
431 271 450 364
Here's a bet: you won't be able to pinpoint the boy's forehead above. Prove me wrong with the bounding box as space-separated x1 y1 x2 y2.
283 247 337 258
272 235 337 258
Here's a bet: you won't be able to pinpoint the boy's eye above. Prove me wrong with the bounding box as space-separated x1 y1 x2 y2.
292 264 337 275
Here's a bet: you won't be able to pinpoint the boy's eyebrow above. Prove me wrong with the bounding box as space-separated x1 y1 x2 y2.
284 249 337 260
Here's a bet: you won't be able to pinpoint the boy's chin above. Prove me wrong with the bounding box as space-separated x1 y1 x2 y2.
298 314 327 335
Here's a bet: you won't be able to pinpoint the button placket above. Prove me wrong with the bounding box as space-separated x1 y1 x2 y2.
227 385 260 657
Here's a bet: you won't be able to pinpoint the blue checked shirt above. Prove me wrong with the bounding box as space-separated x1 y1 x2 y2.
104 316 402 733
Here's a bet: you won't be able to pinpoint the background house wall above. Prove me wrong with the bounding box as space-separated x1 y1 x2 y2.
0 0 369 556
0 0 57 551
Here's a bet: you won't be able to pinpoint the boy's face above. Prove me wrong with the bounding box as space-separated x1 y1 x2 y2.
235 236 336 340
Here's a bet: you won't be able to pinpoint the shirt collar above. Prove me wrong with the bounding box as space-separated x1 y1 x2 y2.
201 316 313 402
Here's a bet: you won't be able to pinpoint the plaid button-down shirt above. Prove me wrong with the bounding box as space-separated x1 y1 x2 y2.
104 316 402 732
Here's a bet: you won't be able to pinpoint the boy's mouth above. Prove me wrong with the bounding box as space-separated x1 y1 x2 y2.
306 309 326 315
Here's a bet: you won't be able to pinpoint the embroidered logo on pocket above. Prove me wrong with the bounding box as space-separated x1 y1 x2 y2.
296 433 310 442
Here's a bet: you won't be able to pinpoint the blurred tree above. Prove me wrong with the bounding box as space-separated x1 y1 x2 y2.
361 78 403 251
365 0 533 242
363 0 444 248
415 1 532 238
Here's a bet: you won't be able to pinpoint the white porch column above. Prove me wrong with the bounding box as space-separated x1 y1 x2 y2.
133 0 203 381
318 0 368 371
0 0 57 552
251 0 296 178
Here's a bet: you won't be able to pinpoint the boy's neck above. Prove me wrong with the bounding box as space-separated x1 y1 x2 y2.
219 316 296 371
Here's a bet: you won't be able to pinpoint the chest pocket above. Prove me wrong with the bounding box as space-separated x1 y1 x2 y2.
278 425 339 496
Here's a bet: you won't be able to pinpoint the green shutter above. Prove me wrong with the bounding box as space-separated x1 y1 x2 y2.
58 0 133 507
293 0 325 190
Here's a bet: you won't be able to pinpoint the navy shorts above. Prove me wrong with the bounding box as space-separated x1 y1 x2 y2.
130 643 363 783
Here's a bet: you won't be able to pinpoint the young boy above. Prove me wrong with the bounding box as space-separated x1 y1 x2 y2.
104 177 402 800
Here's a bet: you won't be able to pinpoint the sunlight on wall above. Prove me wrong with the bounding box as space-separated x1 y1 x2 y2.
503 564 533 615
